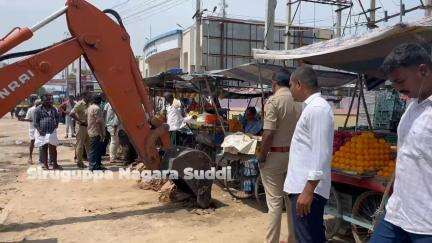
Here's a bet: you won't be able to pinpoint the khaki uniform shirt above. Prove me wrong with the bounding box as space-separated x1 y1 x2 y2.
87 104 105 138
70 100 88 123
263 87 302 147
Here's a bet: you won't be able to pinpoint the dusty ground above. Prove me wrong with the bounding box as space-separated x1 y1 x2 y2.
0 116 352 243
0 116 284 243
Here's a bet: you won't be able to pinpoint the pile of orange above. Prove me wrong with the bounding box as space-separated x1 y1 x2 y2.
332 132 394 175
228 119 242 132
377 162 395 178
205 114 219 124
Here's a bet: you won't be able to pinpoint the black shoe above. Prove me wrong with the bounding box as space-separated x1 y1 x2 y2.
77 162 87 169
91 166 108 171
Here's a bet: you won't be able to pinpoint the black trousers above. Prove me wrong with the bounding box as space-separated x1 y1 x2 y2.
39 144 57 165
101 129 110 156
89 136 104 170
289 193 328 243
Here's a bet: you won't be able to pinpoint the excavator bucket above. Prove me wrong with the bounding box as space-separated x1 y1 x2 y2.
162 147 213 208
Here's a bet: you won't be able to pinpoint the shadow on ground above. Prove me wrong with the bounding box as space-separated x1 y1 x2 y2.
4 238 58 243
0 198 228 233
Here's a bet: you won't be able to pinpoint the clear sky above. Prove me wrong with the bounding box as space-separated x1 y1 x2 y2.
0 0 425 56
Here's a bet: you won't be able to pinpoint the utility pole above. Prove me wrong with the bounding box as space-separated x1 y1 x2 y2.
195 0 202 72
336 4 342 37
400 0 403 22
264 0 277 50
370 0 376 24
222 0 227 18
426 0 432 17
285 0 292 50
65 65 69 96
75 57 81 95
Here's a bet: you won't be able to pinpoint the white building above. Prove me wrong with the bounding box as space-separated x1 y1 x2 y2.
142 30 183 77
142 16 334 77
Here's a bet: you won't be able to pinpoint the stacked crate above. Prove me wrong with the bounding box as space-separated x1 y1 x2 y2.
373 89 406 131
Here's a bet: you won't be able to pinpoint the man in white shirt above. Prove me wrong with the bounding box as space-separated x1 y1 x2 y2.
19 98 41 164
104 102 121 163
370 43 432 242
284 66 334 243
164 92 186 145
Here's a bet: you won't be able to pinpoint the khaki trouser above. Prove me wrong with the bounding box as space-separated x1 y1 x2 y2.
76 125 90 164
260 152 295 243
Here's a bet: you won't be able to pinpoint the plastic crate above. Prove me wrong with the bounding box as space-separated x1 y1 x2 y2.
373 90 406 131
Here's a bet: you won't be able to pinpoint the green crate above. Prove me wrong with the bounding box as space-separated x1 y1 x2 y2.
373 90 406 131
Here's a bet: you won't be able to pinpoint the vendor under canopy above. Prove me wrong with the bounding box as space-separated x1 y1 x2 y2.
240 107 262 135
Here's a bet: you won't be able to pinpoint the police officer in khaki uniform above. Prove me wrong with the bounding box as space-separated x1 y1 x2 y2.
70 92 91 168
258 70 302 243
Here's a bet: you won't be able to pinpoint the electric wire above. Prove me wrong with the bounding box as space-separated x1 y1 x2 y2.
125 1 188 25
123 0 178 20
118 0 155 15
124 0 184 24
124 0 189 25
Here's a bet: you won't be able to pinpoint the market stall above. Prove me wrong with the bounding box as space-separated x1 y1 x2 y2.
145 70 274 210
143 71 271 158
209 63 357 211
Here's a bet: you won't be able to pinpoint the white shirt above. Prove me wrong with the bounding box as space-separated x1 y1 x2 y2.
385 95 432 235
284 93 334 199
104 103 119 127
166 104 185 131
25 106 37 130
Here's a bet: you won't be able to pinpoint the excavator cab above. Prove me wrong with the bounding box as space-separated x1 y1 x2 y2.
0 0 212 208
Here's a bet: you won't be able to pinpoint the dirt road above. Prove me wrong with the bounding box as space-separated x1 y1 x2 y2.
0 116 289 243
0 116 355 243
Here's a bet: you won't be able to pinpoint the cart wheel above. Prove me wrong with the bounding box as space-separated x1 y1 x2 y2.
223 160 254 199
324 186 342 240
351 191 383 243
254 174 268 212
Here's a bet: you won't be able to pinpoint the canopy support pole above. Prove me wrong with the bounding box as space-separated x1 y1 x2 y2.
204 77 226 135
257 60 266 121
344 78 359 128
359 75 373 130
355 80 361 130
